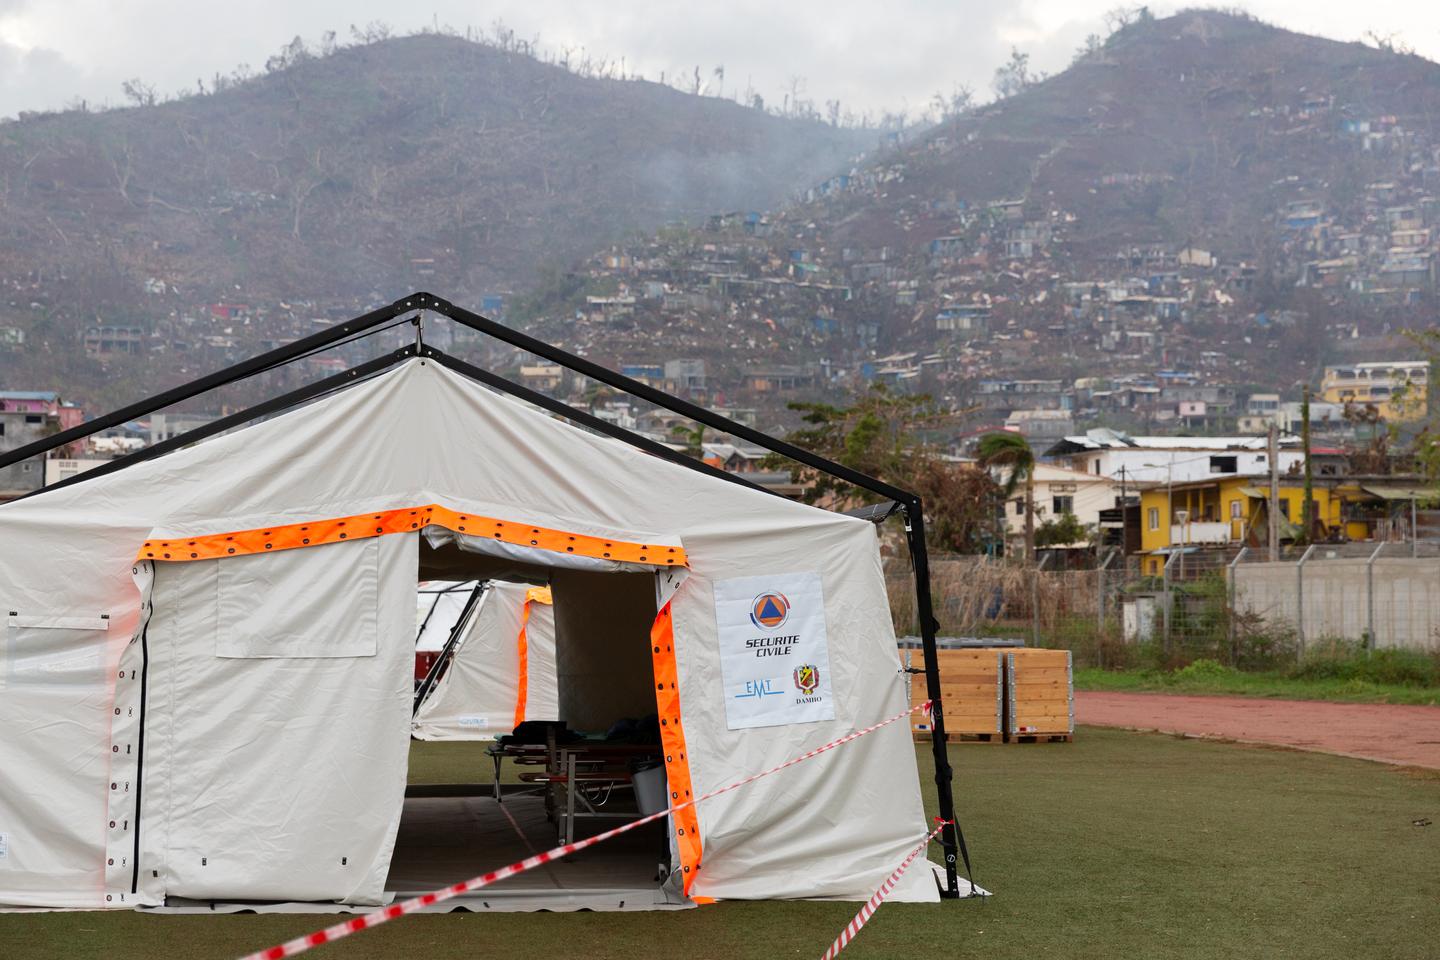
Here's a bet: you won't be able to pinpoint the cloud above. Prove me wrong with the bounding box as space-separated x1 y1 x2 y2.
0 38 89 116
0 1 1434 121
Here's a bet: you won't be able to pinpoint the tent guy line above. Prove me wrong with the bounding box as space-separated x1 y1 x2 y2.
237 697 944 960
820 818 954 960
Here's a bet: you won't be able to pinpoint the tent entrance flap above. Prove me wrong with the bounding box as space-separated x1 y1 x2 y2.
133 534 419 907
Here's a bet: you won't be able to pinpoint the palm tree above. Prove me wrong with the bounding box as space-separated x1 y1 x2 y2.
670 422 705 459
976 431 1036 561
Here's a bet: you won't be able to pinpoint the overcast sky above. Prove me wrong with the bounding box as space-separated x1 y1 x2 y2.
0 1 1437 120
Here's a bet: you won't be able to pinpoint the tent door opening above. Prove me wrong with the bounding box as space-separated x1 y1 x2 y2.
390 534 690 910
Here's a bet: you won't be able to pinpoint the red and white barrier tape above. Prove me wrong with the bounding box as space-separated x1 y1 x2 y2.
238 699 933 960
819 818 950 960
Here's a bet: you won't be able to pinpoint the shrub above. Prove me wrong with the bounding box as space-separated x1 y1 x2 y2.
1171 658 1236 683
1290 646 1440 688
1231 610 1299 670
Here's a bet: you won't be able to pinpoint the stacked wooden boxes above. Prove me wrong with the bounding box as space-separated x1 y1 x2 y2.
908 648 1004 742
1004 648 1074 742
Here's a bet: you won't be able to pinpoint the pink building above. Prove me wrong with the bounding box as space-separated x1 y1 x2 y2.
0 391 84 431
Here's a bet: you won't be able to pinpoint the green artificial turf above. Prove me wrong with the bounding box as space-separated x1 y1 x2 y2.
7 730 1439 959
1075 666 1440 705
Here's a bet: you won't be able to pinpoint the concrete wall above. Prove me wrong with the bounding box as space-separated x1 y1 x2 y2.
1232 558 1440 651
0 411 52 496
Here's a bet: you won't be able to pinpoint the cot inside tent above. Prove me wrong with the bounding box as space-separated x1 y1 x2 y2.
0 303 972 914
412 581 560 739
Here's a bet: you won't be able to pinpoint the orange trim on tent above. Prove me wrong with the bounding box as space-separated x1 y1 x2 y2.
513 599 532 730
650 602 703 896
138 505 687 567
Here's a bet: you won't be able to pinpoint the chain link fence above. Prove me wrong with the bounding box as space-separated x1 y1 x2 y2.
885 550 1140 668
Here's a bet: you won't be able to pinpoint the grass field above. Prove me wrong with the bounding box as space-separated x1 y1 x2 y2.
1076 666 1440 705
8 730 1439 959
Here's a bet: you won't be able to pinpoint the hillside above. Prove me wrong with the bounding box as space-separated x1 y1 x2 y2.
827 10 1440 265
0 32 870 404
517 10 1440 436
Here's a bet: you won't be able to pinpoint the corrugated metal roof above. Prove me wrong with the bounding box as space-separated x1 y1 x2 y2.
1362 485 1437 501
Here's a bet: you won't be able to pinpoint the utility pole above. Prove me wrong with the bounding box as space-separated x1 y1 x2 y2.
1267 422 1280 561
1302 384 1314 542
1119 465 1128 552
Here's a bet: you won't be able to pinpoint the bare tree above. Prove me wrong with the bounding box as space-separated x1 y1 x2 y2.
103 141 135 205
266 36 310 73
290 147 332 239
349 21 392 44
930 83 974 124
1103 5 1151 35
120 78 157 108
1365 30 1414 55
1073 33 1104 64
992 48 1039 100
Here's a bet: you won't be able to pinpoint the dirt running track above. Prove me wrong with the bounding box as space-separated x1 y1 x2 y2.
1077 691 1440 769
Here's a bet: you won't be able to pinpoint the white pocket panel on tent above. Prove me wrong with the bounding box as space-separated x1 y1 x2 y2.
2 613 109 691
215 538 378 658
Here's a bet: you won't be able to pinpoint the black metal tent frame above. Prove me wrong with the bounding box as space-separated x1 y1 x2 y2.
0 292 974 899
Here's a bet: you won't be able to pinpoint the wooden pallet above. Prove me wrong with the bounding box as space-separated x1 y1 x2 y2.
1004 648 1074 743
1007 732 1074 744
905 648 1003 741
912 726 1004 744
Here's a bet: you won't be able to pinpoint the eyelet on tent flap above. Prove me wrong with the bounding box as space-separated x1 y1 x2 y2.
138 504 688 567
650 601 702 896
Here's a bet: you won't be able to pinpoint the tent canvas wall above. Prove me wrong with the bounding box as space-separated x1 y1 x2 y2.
413 582 558 739
0 303 968 910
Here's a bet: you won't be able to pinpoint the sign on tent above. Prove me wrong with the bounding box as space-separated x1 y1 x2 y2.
715 571 835 730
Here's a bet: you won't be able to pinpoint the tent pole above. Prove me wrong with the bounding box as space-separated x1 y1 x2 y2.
418 294 915 505
15 346 419 500
0 297 420 471
414 582 488 715
904 499 965 898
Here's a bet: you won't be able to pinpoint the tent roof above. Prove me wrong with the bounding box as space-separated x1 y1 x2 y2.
0 359 861 560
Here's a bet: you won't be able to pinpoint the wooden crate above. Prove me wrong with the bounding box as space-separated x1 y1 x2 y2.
906 648 1003 742
1004 648 1074 742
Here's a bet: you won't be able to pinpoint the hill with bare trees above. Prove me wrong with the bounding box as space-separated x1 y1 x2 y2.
0 30 869 321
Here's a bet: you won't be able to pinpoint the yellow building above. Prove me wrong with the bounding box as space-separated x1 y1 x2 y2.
1319 361 1428 422
1136 477 1373 576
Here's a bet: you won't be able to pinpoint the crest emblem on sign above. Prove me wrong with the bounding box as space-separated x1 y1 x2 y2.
750 592 790 629
793 663 820 695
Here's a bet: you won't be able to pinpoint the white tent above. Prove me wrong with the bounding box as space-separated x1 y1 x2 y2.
415 581 478 653
0 357 956 910
413 582 559 739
